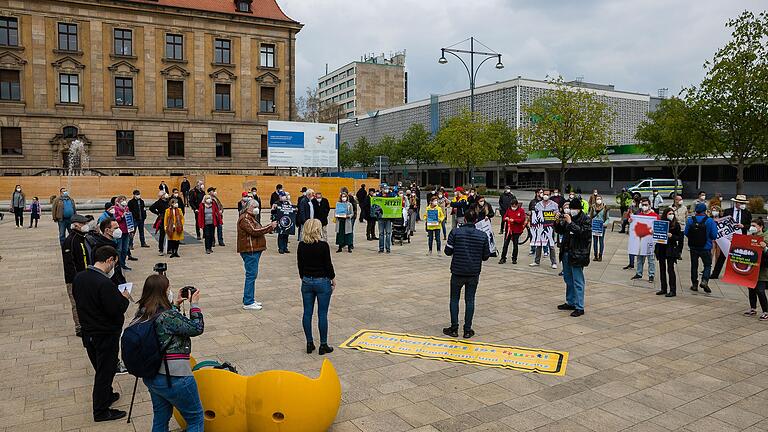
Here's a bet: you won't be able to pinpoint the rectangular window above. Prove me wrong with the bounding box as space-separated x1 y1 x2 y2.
116 130 134 157
167 132 184 157
214 83 231 111
0 70 20 101
114 77 133 106
214 39 231 64
59 73 79 103
165 33 183 60
166 80 183 108
0 17 18 46
260 44 275 68
260 134 267 158
215 133 231 158
0 126 21 155
114 28 132 56
57 23 78 51
259 86 275 113
236 0 251 12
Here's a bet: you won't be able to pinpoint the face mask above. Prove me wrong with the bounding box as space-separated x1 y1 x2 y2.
79 224 90 233
205 199 212 204
70 223 78 230
505 189 510 193
398 193 404 197
641 205 649 211
431 201 438 206
16 188 20 192
252 207 260 216
676 200 682 205
748 226 759 235
596 199 602 205
108 208 115 215
213 191 217 196
62 191 68 196
569 194 575 199
342 197 348 202
112 228 123 239
167 289 174 304
593 192 598 195
173 193 178 197
667 214 675 221
172 203 179 208
106 266 115 279
511 206 518 211
711 211 719 217
569 209 579 217
542 195 550 201
739 204 747 210
699 196 706 201
478 201 485 206
120 201 127 207
553 192 559 196
135 195 141 199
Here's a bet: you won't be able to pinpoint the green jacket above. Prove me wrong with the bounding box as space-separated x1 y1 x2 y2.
156 304 204 357
616 192 632 207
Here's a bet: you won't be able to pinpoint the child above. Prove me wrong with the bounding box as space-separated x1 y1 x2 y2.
28 197 41 228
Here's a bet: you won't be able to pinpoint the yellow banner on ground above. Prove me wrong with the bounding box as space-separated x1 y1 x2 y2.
340 330 568 376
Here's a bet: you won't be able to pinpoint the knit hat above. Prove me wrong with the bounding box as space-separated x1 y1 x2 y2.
695 203 707 214
569 197 582 210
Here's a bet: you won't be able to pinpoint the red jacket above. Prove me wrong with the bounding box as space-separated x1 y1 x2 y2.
504 207 527 236
197 201 223 228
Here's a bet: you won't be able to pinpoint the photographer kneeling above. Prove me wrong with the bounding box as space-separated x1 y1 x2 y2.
134 274 205 432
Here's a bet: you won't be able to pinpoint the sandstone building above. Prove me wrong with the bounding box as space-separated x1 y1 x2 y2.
0 0 302 175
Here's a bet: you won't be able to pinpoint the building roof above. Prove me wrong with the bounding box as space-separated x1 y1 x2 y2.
125 0 297 22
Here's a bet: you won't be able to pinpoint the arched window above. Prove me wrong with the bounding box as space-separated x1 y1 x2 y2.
63 126 78 138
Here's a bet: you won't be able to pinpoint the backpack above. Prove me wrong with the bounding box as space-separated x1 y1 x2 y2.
121 315 171 380
687 215 709 248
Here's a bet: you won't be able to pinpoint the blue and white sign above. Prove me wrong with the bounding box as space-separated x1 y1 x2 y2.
267 120 338 168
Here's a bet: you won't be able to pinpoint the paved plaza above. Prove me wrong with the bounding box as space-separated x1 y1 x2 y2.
2 209 768 432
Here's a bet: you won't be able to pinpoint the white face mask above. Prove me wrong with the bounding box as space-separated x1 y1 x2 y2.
542 195 550 201
16 187 21 192
505 189 510 193
748 226 759 235
596 199 602 205
699 196 706 201
167 289 174 304
569 209 579 217
511 206 518 211
667 214 675 221
739 204 747 210
593 192 598 195
341 197 348 202
569 194 575 199
641 205 649 211
252 207 260 216
205 199 212 204
431 201 438 206
120 201 127 207
172 203 179 208
173 193 179 197
62 191 69 196
135 195 141 200
79 224 90 233
112 228 123 239
106 261 116 279
711 210 720 217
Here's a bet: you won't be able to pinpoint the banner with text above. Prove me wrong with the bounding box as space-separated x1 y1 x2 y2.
722 234 763 288
653 220 669 244
715 216 738 254
370 197 403 219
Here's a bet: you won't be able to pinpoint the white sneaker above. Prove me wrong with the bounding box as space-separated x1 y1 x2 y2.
551 264 558 269
543 252 549 257
243 303 263 310
529 262 539 267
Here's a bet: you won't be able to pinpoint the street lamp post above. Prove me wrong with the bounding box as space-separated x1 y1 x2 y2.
439 37 504 184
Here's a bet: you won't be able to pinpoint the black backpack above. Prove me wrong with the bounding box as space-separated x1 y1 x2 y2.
687 215 709 248
121 315 171 380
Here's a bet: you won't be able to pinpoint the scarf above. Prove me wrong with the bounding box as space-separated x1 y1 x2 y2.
166 208 183 235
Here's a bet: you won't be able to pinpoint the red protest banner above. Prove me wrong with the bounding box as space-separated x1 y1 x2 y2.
722 234 764 288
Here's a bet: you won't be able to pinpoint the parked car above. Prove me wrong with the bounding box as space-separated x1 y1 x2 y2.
626 178 682 198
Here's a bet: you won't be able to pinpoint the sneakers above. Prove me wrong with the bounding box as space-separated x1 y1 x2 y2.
744 309 757 316
649 276 654 283
94 409 127 422
700 281 712 293
127 256 138 261
463 329 475 339
665 293 676 297
442 326 459 337
498 258 507 264
116 360 128 375
551 264 558 269
158 252 165 256
622 264 634 270
511 259 517 264
655 290 666 295
243 303 263 310
570 309 585 317
557 303 576 310
761 313 768 321
631 274 642 280
529 262 540 267
690 284 699 292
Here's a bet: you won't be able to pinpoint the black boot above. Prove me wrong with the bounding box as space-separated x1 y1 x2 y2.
306 342 315 354
319 344 334 355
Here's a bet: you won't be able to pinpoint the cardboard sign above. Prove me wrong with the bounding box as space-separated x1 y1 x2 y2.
340 330 569 376
629 215 656 256
653 220 669 244
475 218 497 256
591 218 604 236
275 203 296 235
125 212 135 233
335 203 348 218
427 209 439 227
370 196 403 219
715 216 738 254
722 234 763 288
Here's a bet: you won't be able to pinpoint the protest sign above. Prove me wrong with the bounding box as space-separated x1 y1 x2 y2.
475 218 497 256
653 220 669 244
335 203 348 218
591 218 604 236
125 212 135 233
714 216 738 255
426 209 439 227
370 197 403 219
628 215 656 256
275 203 296 235
530 201 559 247
722 234 763 288
340 330 569 376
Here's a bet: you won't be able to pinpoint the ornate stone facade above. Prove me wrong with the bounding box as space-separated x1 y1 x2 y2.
0 0 302 175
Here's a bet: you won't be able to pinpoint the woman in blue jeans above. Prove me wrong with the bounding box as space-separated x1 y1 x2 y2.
297 219 336 355
133 274 205 432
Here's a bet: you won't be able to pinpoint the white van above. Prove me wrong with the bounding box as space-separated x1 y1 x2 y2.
626 178 683 198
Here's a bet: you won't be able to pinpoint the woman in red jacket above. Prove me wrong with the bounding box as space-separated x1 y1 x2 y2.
197 196 223 254
499 199 526 264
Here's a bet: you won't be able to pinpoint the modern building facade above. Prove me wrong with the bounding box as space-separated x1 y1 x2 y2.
0 0 302 176
339 77 767 196
318 51 406 119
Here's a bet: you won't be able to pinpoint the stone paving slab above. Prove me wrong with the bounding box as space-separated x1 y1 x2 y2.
0 211 766 431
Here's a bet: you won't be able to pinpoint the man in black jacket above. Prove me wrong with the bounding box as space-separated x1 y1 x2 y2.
270 184 283 207
180 176 191 202
443 208 490 339
314 191 331 240
85 219 127 285
73 245 130 422
498 186 516 234
711 194 753 279
62 214 94 336
356 184 367 222
188 180 206 240
554 198 592 317
127 190 149 248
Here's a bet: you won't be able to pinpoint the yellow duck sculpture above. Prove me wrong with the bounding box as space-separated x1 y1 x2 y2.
174 358 341 432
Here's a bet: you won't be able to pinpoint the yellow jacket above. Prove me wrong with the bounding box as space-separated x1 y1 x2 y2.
164 208 185 241
423 205 445 230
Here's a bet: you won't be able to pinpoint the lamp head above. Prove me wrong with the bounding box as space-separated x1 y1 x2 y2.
495 55 504 69
438 49 447 64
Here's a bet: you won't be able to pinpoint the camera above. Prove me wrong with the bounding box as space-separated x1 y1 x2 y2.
153 262 167 274
180 286 197 299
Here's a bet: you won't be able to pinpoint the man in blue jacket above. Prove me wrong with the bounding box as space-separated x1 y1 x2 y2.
443 208 490 339
684 203 719 293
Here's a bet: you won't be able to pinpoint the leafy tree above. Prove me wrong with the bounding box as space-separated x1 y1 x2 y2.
519 77 614 191
338 141 355 171
432 109 498 185
377 135 403 166
684 10 768 194
485 119 523 186
398 123 435 179
352 136 376 167
636 97 702 196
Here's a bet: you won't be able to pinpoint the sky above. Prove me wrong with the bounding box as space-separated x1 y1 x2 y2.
279 0 764 103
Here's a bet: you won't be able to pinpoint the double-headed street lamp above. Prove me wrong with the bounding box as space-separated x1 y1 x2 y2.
439 37 504 113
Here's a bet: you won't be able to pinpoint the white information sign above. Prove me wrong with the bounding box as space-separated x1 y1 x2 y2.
267 120 339 168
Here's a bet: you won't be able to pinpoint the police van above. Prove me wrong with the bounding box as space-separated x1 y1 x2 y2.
626 178 682 198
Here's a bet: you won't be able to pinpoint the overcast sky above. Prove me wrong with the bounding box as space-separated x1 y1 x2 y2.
280 0 764 102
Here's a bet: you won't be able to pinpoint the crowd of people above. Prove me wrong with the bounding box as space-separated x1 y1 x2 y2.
4 178 766 428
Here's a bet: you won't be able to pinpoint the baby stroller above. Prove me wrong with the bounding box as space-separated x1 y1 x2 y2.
391 215 411 245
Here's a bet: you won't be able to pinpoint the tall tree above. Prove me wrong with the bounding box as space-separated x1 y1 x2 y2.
485 119 523 187
432 109 498 185
519 77 614 191
352 136 376 168
338 141 355 171
684 10 768 194
295 87 320 122
318 101 342 124
398 123 435 181
636 97 702 196
377 135 403 166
